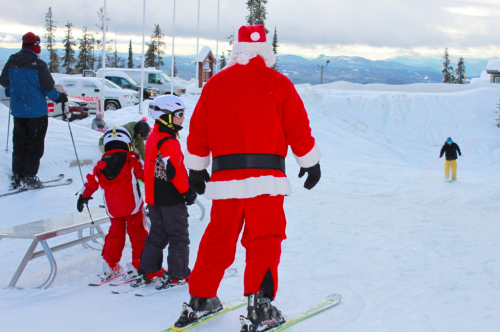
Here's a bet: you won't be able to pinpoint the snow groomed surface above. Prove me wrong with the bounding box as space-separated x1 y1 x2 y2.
0 81 499 331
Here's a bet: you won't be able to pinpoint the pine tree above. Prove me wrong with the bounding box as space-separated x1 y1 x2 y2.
151 24 166 69
95 6 113 68
89 33 96 70
455 56 466 84
75 26 93 73
44 7 60 73
442 48 455 83
127 39 134 68
144 41 156 68
109 31 125 68
271 27 279 71
61 21 76 74
173 55 178 77
246 0 268 33
219 51 227 69
227 31 234 56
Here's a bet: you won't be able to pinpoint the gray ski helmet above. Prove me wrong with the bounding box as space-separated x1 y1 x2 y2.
149 95 186 120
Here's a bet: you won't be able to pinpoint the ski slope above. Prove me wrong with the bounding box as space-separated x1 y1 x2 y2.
0 82 499 332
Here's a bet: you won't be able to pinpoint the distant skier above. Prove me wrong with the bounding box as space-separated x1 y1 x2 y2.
440 137 462 181
91 111 108 132
77 126 148 282
130 95 196 289
173 25 321 332
0 32 68 189
98 120 150 160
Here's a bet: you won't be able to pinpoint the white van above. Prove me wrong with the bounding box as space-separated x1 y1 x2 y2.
99 68 185 96
56 77 139 111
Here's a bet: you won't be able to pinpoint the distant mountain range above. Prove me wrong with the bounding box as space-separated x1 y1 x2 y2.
0 47 490 85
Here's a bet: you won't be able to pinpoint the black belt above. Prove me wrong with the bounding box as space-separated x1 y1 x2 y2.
212 154 285 173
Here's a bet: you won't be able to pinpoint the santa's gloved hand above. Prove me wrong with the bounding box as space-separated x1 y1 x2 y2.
298 163 321 190
77 195 93 212
188 169 210 195
181 188 197 206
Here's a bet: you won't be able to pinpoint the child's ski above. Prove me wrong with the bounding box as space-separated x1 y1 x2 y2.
162 297 248 331
88 272 126 286
111 277 163 294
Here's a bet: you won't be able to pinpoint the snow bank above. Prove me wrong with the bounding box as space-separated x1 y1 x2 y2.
1 83 499 332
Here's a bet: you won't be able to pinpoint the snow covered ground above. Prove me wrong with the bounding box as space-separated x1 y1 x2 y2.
1 82 499 332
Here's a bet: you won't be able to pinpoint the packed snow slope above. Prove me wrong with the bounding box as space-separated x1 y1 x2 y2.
1 82 499 332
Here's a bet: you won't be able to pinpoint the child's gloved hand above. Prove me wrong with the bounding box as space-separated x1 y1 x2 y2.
181 188 197 206
77 194 93 212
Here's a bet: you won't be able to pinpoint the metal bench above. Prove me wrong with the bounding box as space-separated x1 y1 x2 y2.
0 207 109 289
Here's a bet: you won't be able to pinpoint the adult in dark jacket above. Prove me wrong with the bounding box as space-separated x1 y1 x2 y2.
440 137 462 181
0 32 67 188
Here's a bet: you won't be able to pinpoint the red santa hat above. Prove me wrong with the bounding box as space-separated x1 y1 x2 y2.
226 25 276 68
22 32 41 54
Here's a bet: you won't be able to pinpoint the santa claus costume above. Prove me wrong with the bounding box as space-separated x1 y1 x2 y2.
174 25 321 332
77 126 148 282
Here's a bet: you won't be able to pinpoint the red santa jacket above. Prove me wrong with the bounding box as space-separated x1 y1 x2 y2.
144 124 189 206
83 150 144 218
185 55 320 200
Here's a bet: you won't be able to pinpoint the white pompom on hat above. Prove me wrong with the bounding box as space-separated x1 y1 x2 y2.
226 25 276 69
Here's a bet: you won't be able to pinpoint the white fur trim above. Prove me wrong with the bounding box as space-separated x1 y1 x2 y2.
225 41 276 68
294 142 321 168
184 149 210 170
205 176 291 200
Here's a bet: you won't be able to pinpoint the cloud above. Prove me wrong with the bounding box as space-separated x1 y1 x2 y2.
0 34 17 42
0 0 498 58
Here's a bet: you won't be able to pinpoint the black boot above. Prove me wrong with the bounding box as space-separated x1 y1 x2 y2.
10 174 22 189
174 296 223 328
240 290 286 332
22 176 42 189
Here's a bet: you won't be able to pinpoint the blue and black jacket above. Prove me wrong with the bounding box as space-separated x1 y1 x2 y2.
0 49 60 118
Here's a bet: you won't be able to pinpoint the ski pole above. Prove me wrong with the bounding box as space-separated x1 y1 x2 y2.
422 157 441 178
5 107 11 154
462 139 475 154
64 101 95 224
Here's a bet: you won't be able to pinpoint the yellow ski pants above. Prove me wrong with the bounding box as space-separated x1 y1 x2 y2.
444 159 457 179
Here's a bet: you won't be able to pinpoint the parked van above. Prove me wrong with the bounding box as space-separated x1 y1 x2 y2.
96 70 159 100
56 77 139 111
101 68 185 96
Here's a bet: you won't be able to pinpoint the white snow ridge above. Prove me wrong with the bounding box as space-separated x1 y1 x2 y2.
1 82 500 332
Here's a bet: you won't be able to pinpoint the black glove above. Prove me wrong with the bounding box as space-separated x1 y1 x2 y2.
56 92 68 104
5 88 10 97
77 194 93 212
298 163 321 190
188 169 210 195
180 188 197 206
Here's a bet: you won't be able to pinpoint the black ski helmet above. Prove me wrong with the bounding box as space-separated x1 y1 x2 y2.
134 120 151 139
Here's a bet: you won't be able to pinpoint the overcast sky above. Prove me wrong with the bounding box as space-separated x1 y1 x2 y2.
0 0 498 60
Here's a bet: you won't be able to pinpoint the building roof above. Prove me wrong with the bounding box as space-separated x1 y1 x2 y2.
196 46 215 63
486 58 500 74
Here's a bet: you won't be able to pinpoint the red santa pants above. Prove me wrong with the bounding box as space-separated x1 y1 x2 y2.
189 195 286 299
102 211 149 265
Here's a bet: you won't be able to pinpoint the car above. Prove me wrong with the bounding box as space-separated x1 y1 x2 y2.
56 77 139 111
97 68 186 96
96 70 159 100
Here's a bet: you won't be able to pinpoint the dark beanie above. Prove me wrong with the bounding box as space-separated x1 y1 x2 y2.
22 32 41 54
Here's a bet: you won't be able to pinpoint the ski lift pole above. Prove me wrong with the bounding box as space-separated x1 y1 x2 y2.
462 139 475 153
5 107 11 154
215 0 220 74
170 0 176 95
422 157 441 178
140 0 146 114
63 101 95 223
195 0 200 95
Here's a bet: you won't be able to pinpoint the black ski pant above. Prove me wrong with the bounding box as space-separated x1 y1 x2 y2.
140 204 190 279
12 116 48 177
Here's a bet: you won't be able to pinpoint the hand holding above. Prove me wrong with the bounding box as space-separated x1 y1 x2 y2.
188 169 210 195
77 195 93 212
